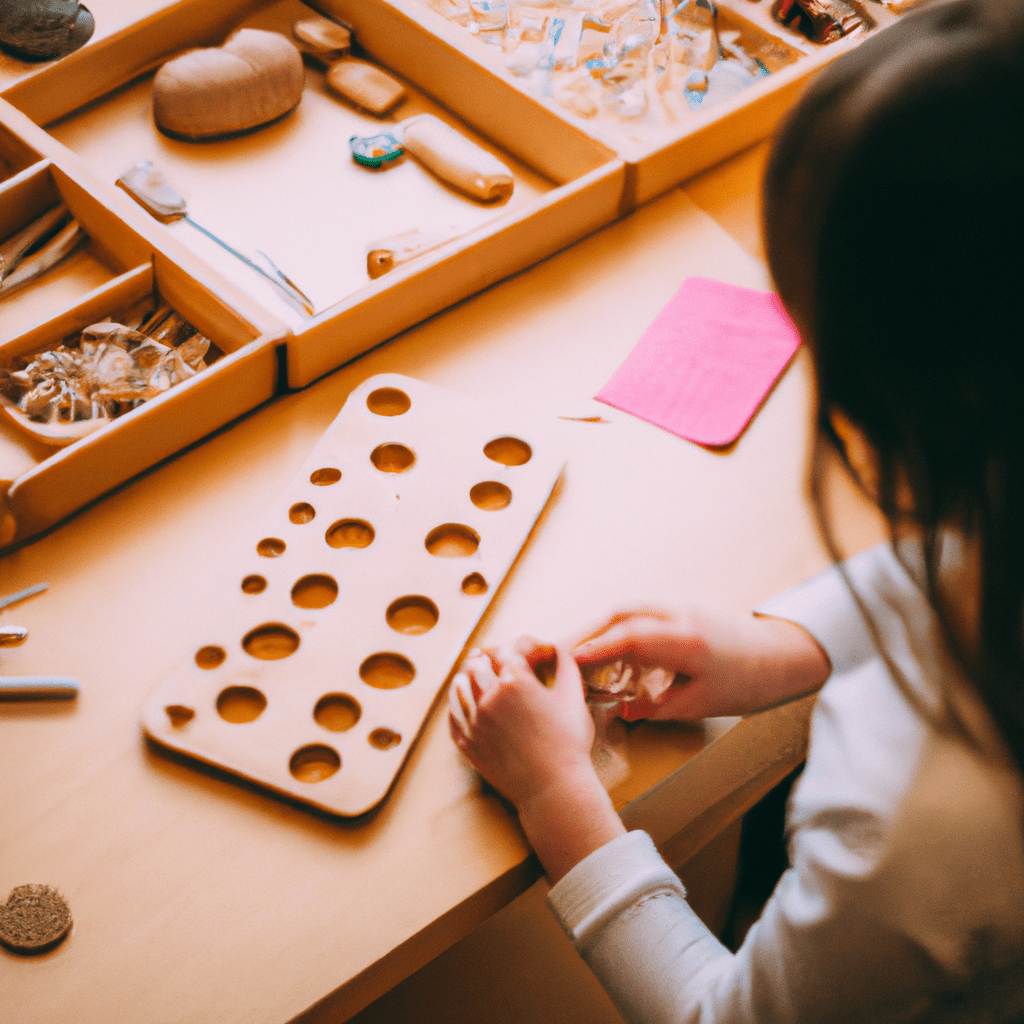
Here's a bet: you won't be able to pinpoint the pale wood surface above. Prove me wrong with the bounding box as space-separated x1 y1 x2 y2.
1 131 884 1024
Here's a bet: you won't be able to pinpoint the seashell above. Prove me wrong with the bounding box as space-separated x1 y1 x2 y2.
0 0 93 62
349 132 403 169
152 28 304 140
326 58 406 116
400 114 514 203
366 225 462 279
292 14 351 64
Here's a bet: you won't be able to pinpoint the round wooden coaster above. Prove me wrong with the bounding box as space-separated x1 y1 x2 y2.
0 884 72 954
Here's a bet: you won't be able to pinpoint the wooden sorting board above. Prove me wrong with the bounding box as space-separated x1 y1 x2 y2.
142 372 563 816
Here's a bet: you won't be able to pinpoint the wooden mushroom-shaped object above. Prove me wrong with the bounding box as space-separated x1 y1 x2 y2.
0 0 93 62
326 58 406 116
400 114 515 203
152 28 304 140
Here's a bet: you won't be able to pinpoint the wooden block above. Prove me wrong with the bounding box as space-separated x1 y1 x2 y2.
143 373 563 817
326 57 406 115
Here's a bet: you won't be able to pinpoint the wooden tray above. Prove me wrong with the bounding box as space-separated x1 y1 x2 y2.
1 0 626 387
325 0 905 207
0 158 283 544
143 372 563 816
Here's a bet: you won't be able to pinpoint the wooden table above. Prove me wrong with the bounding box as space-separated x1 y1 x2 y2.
0 137 884 1023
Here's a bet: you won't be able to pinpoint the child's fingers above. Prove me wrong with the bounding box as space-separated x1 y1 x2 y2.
450 671 476 724
463 650 499 702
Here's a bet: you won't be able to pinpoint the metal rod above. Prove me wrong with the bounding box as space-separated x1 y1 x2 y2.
0 583 48 612
0 676 80 700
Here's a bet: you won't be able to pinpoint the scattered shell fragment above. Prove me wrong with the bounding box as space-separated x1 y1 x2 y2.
774 0 868 44
400 114 514 203
349 132 404 169
366 225 462 279
326 58 406 115
292 14 351 63
152 28 305 140
0 0 93 62
116 159 187 222
0 884 72 954
583 660 675 705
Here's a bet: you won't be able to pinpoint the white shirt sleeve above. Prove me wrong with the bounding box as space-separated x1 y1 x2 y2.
547 543 1024 1024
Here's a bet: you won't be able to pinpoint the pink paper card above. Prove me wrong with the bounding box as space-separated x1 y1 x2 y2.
596 277 802 448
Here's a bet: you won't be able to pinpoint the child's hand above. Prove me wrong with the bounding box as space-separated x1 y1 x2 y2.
572 608 831 721
448 639 596 810
448 637 626 883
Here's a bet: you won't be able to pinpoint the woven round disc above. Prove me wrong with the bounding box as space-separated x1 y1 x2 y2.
0 884 72 954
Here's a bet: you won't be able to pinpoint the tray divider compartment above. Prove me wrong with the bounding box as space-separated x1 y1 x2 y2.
0 263 153 364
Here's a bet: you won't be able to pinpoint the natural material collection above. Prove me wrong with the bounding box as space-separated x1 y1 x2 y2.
0 306 209 444
416 0 866 120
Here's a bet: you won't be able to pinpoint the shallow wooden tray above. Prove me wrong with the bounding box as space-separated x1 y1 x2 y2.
143 372 564 816
331 0 904 207
1 0 626 388
0 159 283 545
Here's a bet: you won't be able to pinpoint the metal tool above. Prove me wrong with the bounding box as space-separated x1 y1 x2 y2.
1 583 80 701
0 582 48 611
0 676 79 699
116 159 315 317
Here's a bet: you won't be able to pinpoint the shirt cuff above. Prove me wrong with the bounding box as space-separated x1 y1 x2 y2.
547 830 685 952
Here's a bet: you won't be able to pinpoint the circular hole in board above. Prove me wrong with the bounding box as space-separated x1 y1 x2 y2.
216 686 267 724
242 623 300 660
425 523 480 558
326 519 375 549
370 443 415 473
310 467 341 486
289 744 341 783
165 704 195 727
366 388 411 416
242 575 267 595
195 646 226 670
369 727 402 751
462 573 488 596
483 436 532 466
257 537 286 558
470 481 511 511
360 653 415 689
386 595 439 635
289 502 316 524
314 693 361 732
291 574 338 609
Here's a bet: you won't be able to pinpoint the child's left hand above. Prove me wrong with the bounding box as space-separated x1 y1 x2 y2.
448 638 595 811
448 637 627 882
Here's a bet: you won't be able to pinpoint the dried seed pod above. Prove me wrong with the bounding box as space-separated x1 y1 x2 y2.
326 58 406 116
400 114 514 203
292 14 351 63
0 0 93 62
153 28 305 140
0 884 72 954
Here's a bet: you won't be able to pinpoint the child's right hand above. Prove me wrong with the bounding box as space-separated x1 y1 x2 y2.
572 608 831 721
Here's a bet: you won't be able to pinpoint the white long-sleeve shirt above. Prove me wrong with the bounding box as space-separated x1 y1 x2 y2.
548 542 1024 1023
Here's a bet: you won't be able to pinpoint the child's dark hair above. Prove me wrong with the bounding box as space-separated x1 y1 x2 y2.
763 0 1024 771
